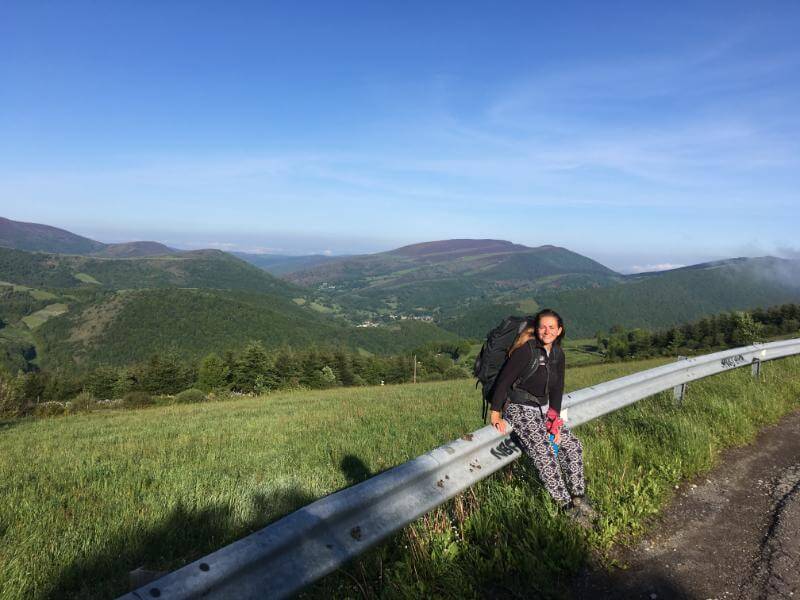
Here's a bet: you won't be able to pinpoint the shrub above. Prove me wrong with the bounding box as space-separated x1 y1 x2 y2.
174 388 206 404
444 366 469 380
122 391 154 409
33 401 67 417
67 390 96 413
0 371 26 418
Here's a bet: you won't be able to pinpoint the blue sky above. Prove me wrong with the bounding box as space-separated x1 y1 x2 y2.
1 1 798 272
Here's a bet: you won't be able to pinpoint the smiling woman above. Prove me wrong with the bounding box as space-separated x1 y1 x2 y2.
490 308 597 525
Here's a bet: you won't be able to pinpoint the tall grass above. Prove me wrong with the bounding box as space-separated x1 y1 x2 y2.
0 355 798 598
309 355 800 599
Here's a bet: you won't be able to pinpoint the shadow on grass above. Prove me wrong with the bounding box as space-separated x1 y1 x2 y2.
340 454 373 486
305 461 598 599
46 486 315 600
0 417 22 433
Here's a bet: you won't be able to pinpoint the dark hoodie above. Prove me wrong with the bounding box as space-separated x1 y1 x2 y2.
489 340 566 414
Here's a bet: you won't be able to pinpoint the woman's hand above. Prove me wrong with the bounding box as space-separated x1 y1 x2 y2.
490 410 508 434
545 407 563 444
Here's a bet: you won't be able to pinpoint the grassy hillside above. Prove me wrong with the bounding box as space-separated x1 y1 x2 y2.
2 354 798 599
0 216 105 254
0 217 173 258
285 239 619 318
92 241 175 258
445 257 800 338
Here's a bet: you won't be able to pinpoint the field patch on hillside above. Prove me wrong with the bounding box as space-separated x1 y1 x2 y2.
21 303 69 329
74 272 101 284
0 280 58 300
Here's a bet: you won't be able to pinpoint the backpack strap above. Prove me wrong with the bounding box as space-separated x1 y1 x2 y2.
511 341 540 391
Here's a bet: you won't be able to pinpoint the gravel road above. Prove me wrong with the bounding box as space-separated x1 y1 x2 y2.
572 408 800 600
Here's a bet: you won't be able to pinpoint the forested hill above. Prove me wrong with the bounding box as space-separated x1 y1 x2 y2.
443 256 800 338
0 216 106 254
288 239 617 284
0 246 303 296
31 289 459 370
282 239 621 318
0 245 459 372
0 216 180 257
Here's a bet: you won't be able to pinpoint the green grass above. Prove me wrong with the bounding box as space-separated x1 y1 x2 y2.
73 272 101 284
515 298 540 313
310 355 800 599
308 301 335 313
1 355 798 598
0 280 58 300
21 303 69 329
561 337 605 366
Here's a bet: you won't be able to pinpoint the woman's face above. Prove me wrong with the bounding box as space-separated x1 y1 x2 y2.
537 315 563 346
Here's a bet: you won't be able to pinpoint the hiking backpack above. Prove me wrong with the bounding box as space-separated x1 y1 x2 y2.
473 315 536 422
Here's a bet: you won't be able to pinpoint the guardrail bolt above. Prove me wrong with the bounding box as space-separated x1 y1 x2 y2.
751 358 761 379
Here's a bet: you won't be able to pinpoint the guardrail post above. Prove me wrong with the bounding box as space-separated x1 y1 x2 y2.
673 382 687 404
751 358 761 378
673 356 688 405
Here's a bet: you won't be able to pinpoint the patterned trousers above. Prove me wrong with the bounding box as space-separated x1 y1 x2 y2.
504 403 585 507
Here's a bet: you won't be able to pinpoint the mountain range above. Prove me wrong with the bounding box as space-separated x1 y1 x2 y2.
1 216 799 371
0 216 175 257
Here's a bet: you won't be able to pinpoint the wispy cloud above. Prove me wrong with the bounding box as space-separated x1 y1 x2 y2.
2 25 798 266
626 263 687 274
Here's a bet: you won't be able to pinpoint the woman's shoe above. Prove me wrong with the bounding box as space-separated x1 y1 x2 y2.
566 496 598 529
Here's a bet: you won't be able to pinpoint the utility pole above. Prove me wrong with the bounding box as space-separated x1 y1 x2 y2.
413 354 417 384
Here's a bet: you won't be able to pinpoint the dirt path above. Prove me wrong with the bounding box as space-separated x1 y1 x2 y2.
572 408 800 600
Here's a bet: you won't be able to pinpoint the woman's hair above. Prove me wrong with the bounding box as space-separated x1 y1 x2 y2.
533 308 566 345
507 324 535 356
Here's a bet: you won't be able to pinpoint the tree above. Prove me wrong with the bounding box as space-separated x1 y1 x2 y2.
627 328 652 356
320 365 336 386
666 328 685 355
332 350 355 386
233 341 277 393
85 366 119 400
0 369 26 418
731 312 763 346
197 353 230 391
114 367 137 397
274 349 303 388
139 351 192 395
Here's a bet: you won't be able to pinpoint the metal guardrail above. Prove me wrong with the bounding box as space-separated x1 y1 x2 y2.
120 339 800 600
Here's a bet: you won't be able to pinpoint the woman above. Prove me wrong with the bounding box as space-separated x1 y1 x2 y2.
489 309 596 525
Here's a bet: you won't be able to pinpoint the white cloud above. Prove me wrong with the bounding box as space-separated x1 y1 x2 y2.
626 263 687 274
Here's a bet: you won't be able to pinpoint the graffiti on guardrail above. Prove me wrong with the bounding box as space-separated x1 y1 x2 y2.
721 354 746 369
490 439 520 460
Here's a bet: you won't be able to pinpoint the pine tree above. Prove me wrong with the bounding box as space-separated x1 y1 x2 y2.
233 341 273 393
198 353 230 391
